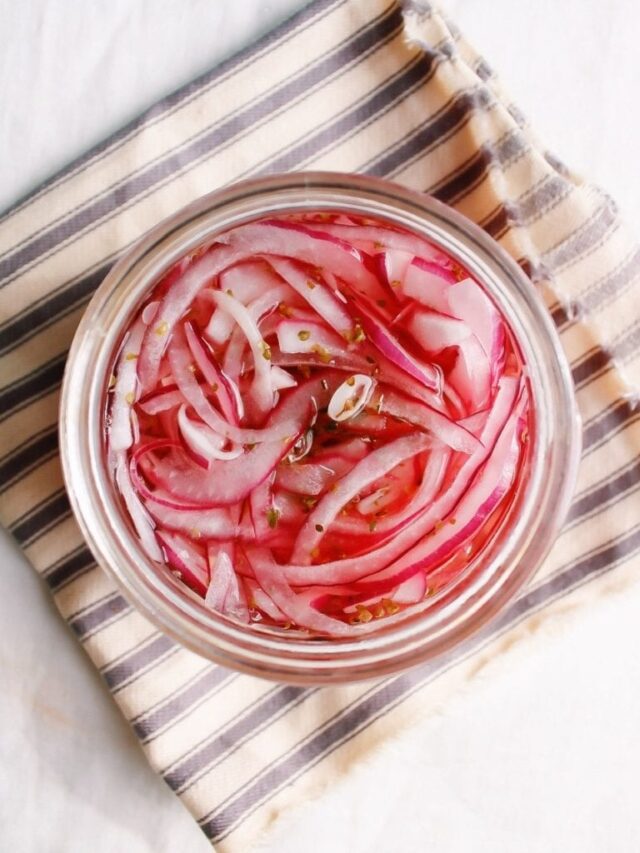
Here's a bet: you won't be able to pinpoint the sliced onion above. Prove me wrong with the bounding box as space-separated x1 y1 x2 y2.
447 277 505 385
402 257 456 312
138 375 338 506
355 487 392 515
351 402 522 596
224 220 382 296
392 573 427 604
177 405 243 462
268 257 355 338
276 463 337 496
206 261 286 344
109 318 146 451
352 298 441 392
290 432 436 564
279 375 520 585
332 447 450 537
205 546 250 622
301 222 451 265
169 327 299 444
110 208 529 637
114 452 162 560
141 300 160 326
272 348 372 374
249 474 278 541
138 385 183 415
184 322 243 423
209 289 274 417
244 578 288 621
408 309 491 412
137 245 242 393
145 493 237 539
372 386 480 454
382 249 414 289
270 365 297 391
247 547 353 637
157 529 209 596
276 318 348 358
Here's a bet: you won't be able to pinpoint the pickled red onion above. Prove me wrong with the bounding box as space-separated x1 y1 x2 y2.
107 211 530 636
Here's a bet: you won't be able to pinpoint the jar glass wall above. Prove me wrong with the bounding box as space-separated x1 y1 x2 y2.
60 172 581 684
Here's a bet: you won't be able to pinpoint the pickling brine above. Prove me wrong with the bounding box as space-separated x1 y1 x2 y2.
105 213 530 636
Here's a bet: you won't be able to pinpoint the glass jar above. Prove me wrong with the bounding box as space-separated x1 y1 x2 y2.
59 172 581 684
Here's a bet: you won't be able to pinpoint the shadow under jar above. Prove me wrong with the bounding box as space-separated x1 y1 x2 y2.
60 172 581 684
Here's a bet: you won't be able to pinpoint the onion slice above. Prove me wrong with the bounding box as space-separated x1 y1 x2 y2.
352 298 441 393
109 318 147 451
169 327 299 445
206 546 250 622
278 374 520 585
177 405 243 462
290 432 436 564
114 452 162 560
247 547 353 637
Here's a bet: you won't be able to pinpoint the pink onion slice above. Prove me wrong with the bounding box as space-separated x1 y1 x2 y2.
137 245 243 393
145 493 237 539
275 462 337 496
402 257 456 313
138 385 183 415
141 300 160 326
249 474 278 541
142 375 338 506
270 365 297 390
244 578 288 621
177 405 243 462
209 289 275 417
391 573 427 604
382 249 414 289
271 348 372 374
352 297 441 393
222 220 382 296
276 318 348 358
301 222 451 265
205 545 250 622
408 309 491 412
279 374 520 586
109 317 147 451
372 386 480 454
169 327 299 444
184 322 242 424
331 447 450 537
446 277 506 384
267 257 355 338
351 401 522 596
247 547 353 637
113 452 162 560
157 529 209 596
290 432 436 564
221 261 284 302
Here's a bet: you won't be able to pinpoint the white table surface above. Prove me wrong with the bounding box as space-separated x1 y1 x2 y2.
1 2 639 851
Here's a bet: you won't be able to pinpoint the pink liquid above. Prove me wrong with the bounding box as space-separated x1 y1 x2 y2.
105 213 530 635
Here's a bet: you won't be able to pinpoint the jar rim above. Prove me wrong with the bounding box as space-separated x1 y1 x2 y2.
59 171 581 684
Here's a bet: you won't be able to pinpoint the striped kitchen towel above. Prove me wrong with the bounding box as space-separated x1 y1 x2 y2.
1 0 639 849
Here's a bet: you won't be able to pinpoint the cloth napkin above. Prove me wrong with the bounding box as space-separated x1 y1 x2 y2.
1 0 639 849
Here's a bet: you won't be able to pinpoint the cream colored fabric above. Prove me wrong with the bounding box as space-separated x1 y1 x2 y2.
0 1 638 849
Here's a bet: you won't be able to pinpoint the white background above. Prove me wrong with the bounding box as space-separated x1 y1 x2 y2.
1 2 639 851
